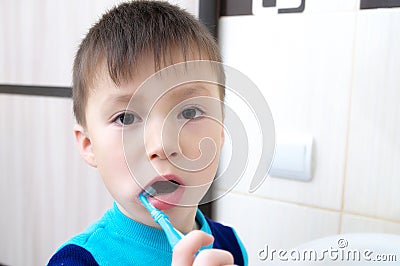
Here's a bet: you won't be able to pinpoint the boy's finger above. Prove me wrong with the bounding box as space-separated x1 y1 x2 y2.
193 249 234 266
171 230 214 266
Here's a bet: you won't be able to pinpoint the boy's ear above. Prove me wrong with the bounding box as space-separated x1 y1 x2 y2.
74 124 97 168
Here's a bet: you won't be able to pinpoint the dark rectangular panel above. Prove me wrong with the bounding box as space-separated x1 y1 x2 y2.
0 84 72 98
220 0 253 16
361 0 400 9
278 0 305 13
263 0 276 8
199 0 220 37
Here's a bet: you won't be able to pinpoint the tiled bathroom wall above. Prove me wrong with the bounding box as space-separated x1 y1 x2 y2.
0 2 119 264
215 1 400 265
0 94 113 265
0 1 198 265
0 0 198 86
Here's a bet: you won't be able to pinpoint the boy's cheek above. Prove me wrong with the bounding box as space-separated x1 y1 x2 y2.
93 135 131 177
98 157 141 200
179 127 222 155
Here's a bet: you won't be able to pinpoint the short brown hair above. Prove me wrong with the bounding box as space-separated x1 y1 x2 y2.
73 0 223 127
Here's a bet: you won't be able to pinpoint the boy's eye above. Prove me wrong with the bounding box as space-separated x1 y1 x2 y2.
114 112 138 125
180 107 203 120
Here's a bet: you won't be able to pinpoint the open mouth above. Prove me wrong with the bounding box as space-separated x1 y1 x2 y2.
148 180 180 196
143 175 184 210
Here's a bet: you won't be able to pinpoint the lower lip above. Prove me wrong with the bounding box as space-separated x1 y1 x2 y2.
147 186 184 210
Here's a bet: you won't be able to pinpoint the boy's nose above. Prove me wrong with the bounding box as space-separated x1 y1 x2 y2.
145 119 179 161
148 142 178 160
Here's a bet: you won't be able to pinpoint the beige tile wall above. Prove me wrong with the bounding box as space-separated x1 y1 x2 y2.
216 3 400 266
0 1 119 87
214 191 340 265
0 2 118 264
343 9 400 222
0 1 200 265
0 94 113 265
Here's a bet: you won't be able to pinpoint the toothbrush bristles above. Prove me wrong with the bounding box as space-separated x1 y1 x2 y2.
142 186 157 197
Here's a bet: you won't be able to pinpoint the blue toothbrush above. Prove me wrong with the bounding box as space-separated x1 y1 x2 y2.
139 187 184 249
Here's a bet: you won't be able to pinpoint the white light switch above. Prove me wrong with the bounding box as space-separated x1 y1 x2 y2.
269 133 313 181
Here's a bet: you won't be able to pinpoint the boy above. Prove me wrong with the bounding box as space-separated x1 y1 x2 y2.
48 1 247 265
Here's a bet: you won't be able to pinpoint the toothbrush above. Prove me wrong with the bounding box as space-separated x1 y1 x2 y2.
139 187 184 249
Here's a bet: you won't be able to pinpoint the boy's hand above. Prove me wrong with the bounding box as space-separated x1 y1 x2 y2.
172 230 235 266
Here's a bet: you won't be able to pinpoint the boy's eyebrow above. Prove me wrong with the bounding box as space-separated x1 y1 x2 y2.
109 94 135 105
107 85 211 106
173 84 210 97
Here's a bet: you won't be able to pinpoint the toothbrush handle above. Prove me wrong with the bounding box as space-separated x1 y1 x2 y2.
158 217 200 256
139 193 184 248
157 217 183 248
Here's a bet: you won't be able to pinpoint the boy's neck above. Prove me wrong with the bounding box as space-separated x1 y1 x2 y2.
168 206 199 234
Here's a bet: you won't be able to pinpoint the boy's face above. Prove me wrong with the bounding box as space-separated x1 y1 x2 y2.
75 56 224 232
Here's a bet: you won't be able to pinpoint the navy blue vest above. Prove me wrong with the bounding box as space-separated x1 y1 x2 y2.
205 216 245 266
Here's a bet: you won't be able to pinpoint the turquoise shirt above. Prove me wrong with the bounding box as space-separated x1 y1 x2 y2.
60 203 212 265
50 202 248 265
